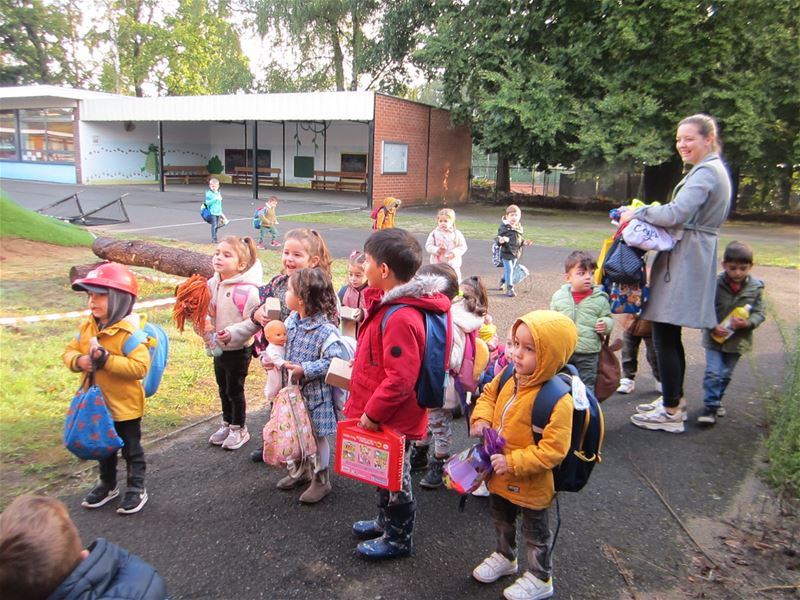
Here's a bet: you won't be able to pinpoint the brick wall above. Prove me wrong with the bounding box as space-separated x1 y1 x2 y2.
371 94 471 209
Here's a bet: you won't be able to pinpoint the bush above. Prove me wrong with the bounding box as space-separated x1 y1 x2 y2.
207 155 224 174
765 326 800 498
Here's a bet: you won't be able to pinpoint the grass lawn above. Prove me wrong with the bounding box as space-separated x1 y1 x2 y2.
0 231 354 507
0 193 94 247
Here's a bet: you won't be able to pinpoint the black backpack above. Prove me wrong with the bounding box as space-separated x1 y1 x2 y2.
497 363 604 492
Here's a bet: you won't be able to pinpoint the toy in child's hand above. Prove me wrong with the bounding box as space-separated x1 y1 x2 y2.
442 428 506 495
264 320 287 401
173 274 222 354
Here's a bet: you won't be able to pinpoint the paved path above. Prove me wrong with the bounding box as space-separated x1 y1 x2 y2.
3 180 798 599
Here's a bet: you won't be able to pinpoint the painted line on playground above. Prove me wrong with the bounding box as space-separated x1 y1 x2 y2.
0 297 176 326
111 207 360 233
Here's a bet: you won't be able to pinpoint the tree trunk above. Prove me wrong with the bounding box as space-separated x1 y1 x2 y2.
729 165 740 214
69 262 107 283
91 237 213 279
330 22 345 91
495 155 510 193
350 8 360 91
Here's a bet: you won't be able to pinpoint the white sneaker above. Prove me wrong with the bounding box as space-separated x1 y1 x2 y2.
636 396 688 421
473 552 518 583
471 481 490 497
630 407 685 433
503 572 554 600
716 406 727 417
209 423 230 445
221 426 250 450
616 378 635 394
654 380 662 393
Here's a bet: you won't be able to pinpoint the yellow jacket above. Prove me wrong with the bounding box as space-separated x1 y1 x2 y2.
470 310 577 510
63 314 151 422
376 197 400 230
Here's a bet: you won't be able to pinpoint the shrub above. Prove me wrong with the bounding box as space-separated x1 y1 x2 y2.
207 155 224 174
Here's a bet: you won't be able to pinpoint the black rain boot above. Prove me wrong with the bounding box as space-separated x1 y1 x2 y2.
352 495 388 540
409 444 429 472
419 455 447 489
356 501 415 559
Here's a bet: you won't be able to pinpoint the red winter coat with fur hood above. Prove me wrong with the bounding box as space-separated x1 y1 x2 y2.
343 274 452 439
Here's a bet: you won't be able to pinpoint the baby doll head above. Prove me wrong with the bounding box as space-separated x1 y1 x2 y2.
264 320 287 346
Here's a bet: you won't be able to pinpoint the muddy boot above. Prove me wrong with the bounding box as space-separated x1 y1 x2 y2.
276 463 312 490
419 455 447 489
299 469 331 504
356 501 416 559
409 444 429 472
352 496 388 540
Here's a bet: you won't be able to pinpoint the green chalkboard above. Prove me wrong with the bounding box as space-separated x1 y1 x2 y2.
294 156 315 178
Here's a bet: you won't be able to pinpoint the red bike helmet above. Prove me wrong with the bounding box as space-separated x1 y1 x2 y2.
72 262 139 296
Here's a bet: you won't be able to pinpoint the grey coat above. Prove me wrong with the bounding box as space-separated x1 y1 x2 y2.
635 153 731 329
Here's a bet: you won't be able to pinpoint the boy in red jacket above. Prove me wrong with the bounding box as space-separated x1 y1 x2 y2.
343 228 452 559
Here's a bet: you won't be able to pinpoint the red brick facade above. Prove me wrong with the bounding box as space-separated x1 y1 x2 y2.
371 94 471 209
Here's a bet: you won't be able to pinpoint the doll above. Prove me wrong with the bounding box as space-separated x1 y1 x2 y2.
262 320 287 404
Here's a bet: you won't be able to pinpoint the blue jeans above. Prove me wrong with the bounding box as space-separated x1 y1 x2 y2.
702 348 740 409
502 258 517 289
210 214 220 243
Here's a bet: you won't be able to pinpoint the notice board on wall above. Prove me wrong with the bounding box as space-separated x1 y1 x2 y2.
381 142 407 174
294 156 315 178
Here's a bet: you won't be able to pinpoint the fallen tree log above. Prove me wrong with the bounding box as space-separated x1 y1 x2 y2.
91 237 213 279
69 262 106 283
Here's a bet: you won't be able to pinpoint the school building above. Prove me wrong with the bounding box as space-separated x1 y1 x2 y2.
0 86 472 208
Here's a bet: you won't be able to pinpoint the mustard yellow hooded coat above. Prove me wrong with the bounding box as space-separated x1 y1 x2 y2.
63 315 151 422
470 310 577 510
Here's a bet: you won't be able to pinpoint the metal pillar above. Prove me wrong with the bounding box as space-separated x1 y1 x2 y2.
158 121 164 192
251 120 258 200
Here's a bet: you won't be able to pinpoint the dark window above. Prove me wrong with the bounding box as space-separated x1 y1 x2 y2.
341 153 367 173
224 149 271 172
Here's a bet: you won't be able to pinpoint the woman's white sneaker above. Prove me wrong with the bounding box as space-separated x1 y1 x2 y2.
636 397 688 421
630 407 685 433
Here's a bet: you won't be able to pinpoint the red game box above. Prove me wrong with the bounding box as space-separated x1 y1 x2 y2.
335 419 406 491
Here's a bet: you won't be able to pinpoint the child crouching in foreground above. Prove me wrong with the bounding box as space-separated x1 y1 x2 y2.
469 310 577 600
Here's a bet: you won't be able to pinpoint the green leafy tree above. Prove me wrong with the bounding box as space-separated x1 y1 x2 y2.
248 0 382 91
162 0 252 95
0 0 69 84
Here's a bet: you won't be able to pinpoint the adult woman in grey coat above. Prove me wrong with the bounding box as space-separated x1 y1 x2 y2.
620 114 731 434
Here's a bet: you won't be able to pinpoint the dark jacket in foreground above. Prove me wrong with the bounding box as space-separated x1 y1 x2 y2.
48 538 167 600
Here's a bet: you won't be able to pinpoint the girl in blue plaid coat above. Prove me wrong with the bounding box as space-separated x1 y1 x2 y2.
279 267 348 503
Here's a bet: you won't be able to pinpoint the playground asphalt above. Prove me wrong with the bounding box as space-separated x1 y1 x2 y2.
2 179 798 599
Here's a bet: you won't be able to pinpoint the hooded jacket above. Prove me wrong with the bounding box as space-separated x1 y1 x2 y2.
470 310 577 510
425 226 468 273
496 220 525 260
375 197 400 230
63 313 150 422
443 300 485 410
343 274 451 439
47 538 166 600
549 284 614 354
207 259 263 350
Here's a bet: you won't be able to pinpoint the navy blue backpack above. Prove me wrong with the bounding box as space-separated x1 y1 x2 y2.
381 304 452 409
497 363 604 492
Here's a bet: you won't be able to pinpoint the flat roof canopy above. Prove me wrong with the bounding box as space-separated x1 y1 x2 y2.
79 91 375 122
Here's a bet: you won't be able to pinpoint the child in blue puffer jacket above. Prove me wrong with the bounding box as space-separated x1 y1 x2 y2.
0 494 167 600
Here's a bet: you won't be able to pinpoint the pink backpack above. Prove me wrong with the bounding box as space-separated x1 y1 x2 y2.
262 385 317 472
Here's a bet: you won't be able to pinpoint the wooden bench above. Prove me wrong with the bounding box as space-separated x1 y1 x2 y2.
230 166 281 187
310 171 367 193
163 165 210 184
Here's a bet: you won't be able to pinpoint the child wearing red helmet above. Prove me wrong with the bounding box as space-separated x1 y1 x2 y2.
63 262 152 515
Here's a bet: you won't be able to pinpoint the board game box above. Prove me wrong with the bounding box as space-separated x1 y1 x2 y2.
335 419 405 491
